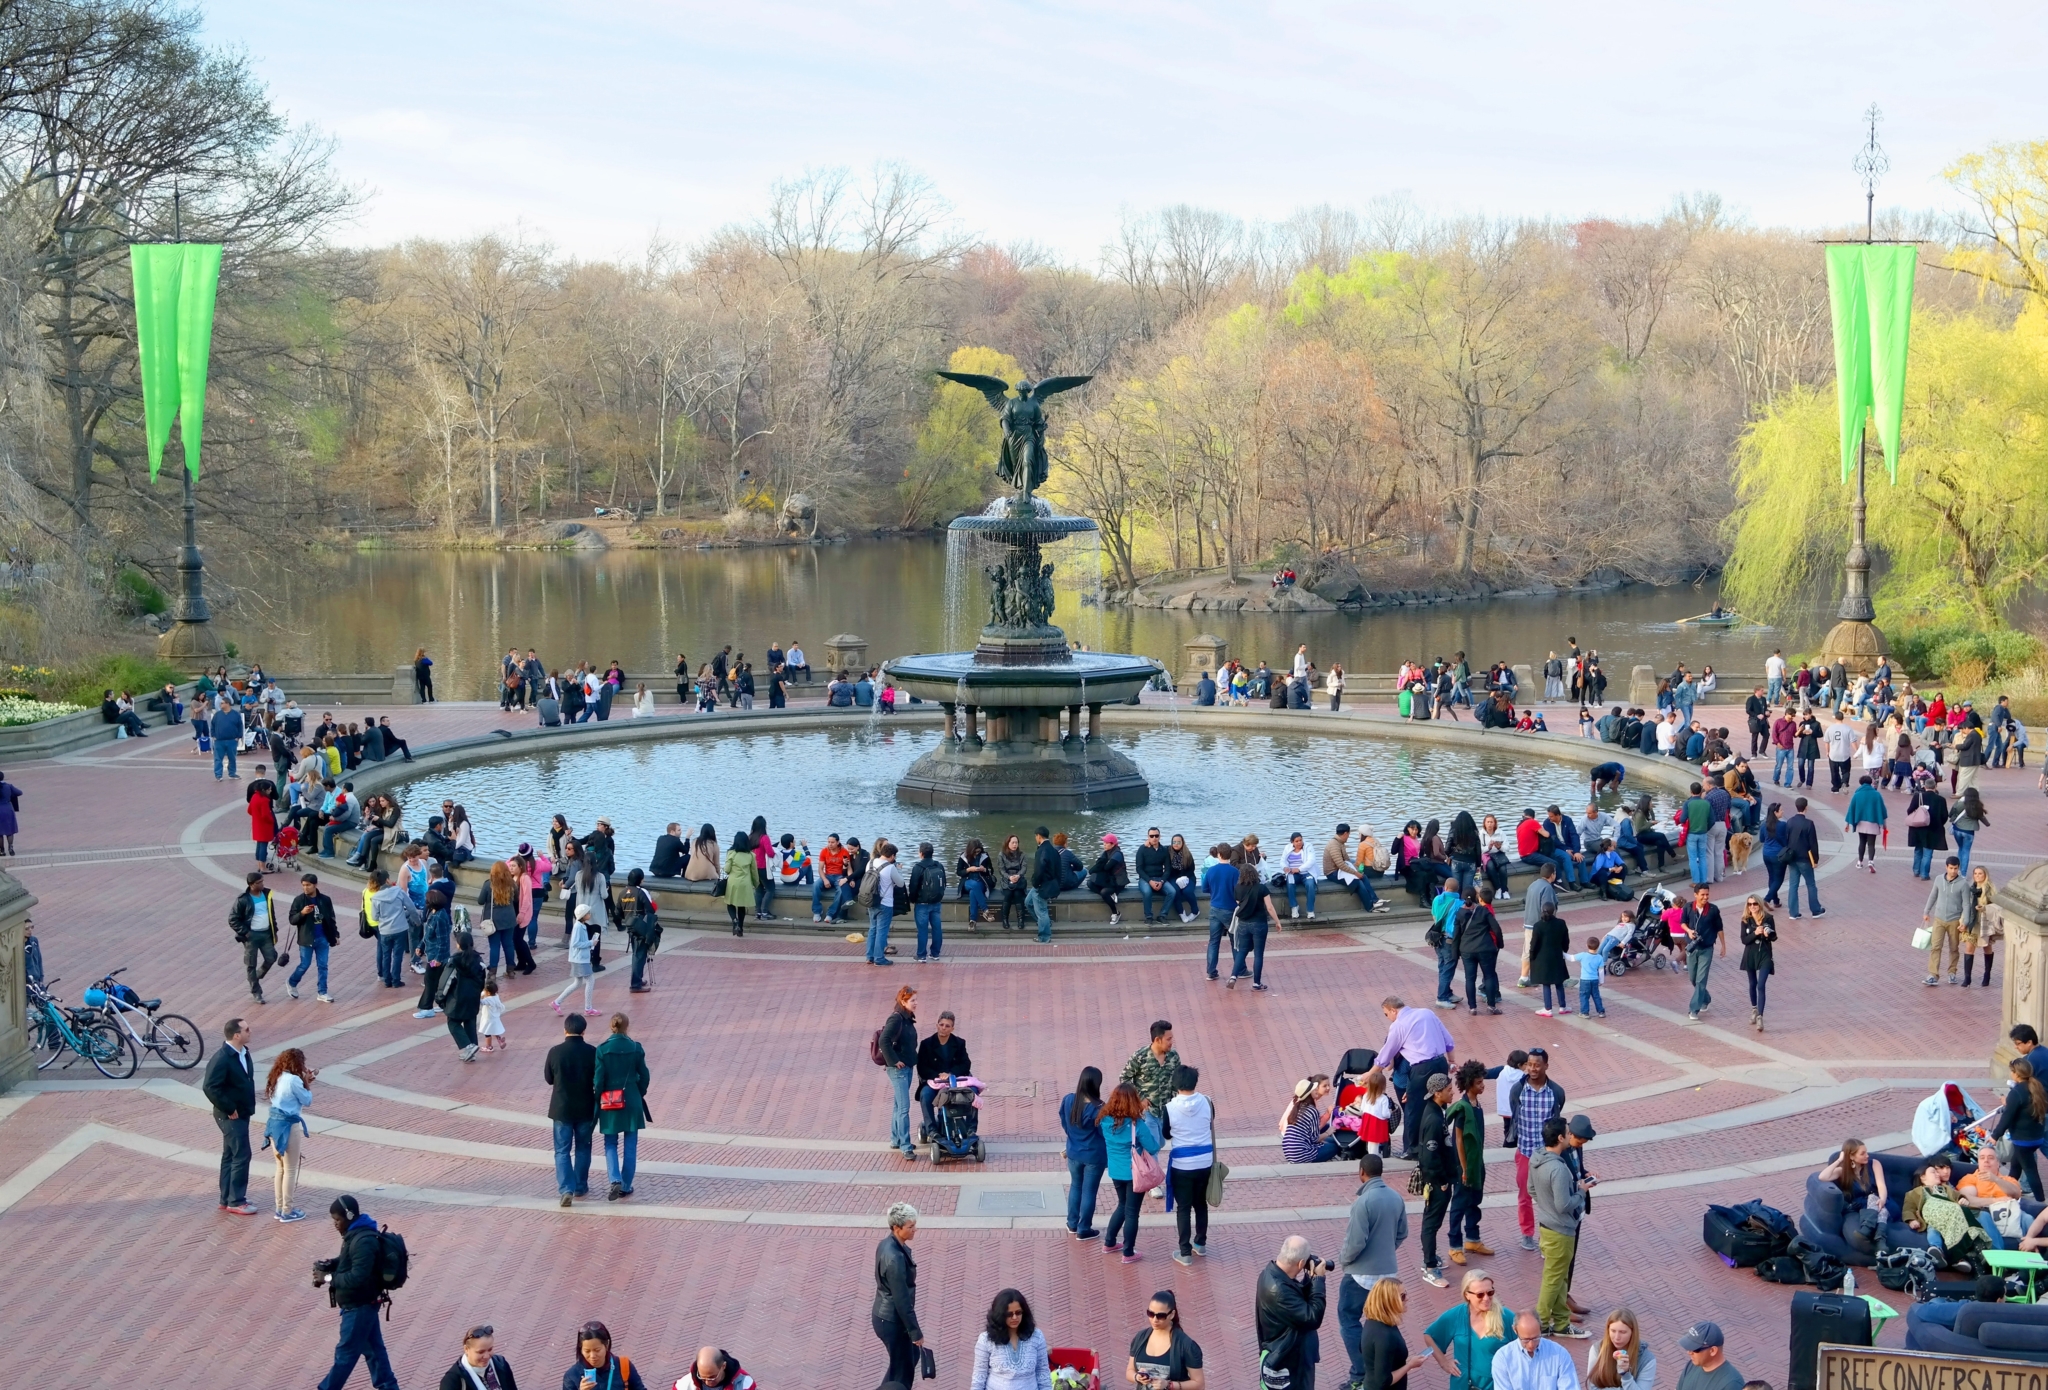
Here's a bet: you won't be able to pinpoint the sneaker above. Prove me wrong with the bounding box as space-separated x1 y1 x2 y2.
915 956 928 964
275 1208 307 1223
413 1008 436 1019
460 1044 479 1061
1949 974 1960 985
1924 976 1940 986
1557 1325 1592 1340
226 1203 260 1216
1173 1251 1193 1267
1206 973 1219 981
1109 912 1121 925
1251 982 1269 991
1486 1006 1502 1015
1420 1265 1448 1288
1372 902 1391 913
1121 1252 1144 1264
287 988 299 1000
812 915 823 923
411 961 426 974
1519 1235 1539 1251
560 1194 572 1208
1536 1009 1553 1018
1307 912 1316 920
1683 1013 1700 1023
607 1182 623 1202
1435 997 1458 1008
1292 906 1301 920
316 994 333 1004
551 1001 563 1015
583 1008 601 1016
1226 975 1239 989
1191 1243 1206 1256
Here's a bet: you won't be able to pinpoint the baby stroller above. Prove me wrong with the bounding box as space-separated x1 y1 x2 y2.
1329 1047 1399 1161
1605 887 1676 975
273 823 302 873
924 1076 986 1165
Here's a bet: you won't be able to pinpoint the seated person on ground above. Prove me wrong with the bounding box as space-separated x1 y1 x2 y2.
1904 1156 1990 1270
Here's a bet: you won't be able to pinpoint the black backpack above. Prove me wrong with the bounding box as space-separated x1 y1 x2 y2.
376 1226 409 1290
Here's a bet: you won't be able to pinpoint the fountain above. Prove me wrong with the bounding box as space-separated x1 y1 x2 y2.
884 372 1160 810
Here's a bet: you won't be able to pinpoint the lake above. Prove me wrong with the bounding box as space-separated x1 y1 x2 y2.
218 542 1824 700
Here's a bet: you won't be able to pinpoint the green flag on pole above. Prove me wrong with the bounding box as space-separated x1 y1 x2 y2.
128 242 222 482
1823 243 1917 484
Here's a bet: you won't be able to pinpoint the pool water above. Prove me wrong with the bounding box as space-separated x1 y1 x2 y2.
386 726 1663 870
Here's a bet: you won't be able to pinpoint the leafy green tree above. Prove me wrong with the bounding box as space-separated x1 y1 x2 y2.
900 344 1018 527
1724 309 2048 628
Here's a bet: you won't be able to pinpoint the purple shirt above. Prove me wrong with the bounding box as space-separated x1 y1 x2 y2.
1380 1007 1455 1067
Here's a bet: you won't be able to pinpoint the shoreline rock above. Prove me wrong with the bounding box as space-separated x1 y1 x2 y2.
1111 567 1644 615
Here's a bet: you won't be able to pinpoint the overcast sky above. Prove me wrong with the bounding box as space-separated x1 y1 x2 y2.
200 0 2047 263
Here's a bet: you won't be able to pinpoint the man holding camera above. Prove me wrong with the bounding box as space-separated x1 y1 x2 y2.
1256 1235 1329 1390
314 1195 399 1390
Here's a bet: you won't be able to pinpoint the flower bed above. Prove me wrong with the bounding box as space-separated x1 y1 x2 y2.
0 695 85 727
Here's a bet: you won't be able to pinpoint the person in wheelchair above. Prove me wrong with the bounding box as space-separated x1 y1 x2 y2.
916 1010 972 1139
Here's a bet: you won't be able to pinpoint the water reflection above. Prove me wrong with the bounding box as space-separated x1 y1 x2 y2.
223 543 1822 700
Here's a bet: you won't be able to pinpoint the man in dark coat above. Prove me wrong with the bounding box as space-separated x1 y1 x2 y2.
650 823 686 879
1256 1235 1328 1390
1027 827 1061 943
544 1013 598 1205
315 1195 399 1390
200 1016 257 1213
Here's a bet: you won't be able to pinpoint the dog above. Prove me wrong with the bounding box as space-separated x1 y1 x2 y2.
1726 830 1756 874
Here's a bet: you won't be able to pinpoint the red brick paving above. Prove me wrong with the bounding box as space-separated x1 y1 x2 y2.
0 699 2038 1388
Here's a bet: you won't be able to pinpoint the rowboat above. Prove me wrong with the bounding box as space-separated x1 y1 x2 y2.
1676 611 1742 628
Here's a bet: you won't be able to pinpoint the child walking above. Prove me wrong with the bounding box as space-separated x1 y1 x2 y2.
478 977 507 1053
1574 935 1608 1018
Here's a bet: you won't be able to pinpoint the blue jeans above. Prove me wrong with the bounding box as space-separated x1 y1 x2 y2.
1436 941 1460 1002
1768 676 1783 703
1206 908 1232 977
1578 979 1605 1016
1066 1157 1104 1233
888 1064 913 1153
1027 886 1053 942
1785 862 1824 916
814 874 852 921
914 902 942 959
1283 872 1317 914
375 934 406 987
603 1130 637 1191
1329 872 1380 910
212 742 238 778
964 877 988 918
553 1118 593 1196
1452 861 1477 898
1231 919 1269 983
1448 1182 1484 1247
1688 951 1713 1015
1913 846 1934 878
1686 833 1712 885
1339 1271 1371 1383
318 1304 400 1390
1103 1177 1141 1254
1542 982 1569 1011
1956 829 1976 875
289 937 330 994
526 903 542 950
865 905 894 964
488 930 514 973
1772 747 1794 784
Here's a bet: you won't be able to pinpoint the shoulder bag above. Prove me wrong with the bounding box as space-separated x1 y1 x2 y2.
1130 1122 1166 1194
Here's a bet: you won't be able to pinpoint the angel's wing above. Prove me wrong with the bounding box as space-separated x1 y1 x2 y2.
1028 375 1093 401
935 371 1013 412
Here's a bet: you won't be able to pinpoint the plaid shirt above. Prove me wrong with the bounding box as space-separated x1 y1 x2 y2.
1513 1080 1558 1156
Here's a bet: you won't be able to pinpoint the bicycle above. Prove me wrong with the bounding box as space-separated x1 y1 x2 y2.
27 978 136 1079
82 968 204 1070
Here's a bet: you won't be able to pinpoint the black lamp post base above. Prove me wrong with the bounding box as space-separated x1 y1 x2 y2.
1817 618 1889 678
156 617 225 662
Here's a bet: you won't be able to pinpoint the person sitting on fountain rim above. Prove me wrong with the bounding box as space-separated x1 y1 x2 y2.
1194 670 1217 706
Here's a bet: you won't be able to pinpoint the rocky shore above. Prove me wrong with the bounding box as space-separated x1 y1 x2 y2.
1108 561 1638 614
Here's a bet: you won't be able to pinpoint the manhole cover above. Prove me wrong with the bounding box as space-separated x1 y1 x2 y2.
974 1189 1047 1214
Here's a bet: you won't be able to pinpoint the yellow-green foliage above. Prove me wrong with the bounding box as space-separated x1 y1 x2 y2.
902 346 1021 527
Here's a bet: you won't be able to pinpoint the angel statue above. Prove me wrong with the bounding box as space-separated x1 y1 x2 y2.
934 371 1092 498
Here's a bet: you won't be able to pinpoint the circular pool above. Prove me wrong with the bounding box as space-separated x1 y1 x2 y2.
381 720 1666 864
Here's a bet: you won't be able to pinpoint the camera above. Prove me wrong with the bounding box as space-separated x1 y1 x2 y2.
313 1257 338 1288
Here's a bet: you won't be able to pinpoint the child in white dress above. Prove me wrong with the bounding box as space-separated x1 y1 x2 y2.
478 978 507 1053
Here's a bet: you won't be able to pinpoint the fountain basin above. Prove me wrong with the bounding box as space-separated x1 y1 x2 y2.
884 650 1160 707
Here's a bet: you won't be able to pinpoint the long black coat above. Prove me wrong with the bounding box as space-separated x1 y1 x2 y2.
1527 913 1572 986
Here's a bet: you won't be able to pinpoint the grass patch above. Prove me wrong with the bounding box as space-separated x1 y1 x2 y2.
16 652 191 707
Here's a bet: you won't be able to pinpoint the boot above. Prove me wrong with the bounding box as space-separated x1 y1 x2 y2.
1964 955 1975 986
1984 953 1995 987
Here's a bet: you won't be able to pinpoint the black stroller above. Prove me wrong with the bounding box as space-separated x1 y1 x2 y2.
1329 1047 1399 1162
923 1079 986 1165
1604 887 1676 976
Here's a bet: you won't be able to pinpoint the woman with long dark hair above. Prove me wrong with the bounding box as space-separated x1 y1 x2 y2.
1738 896 1776 1032
723 829 760 936
443 930 487 1061
1061 1066 1108 1239
958 837 994 922
1994 1058 2048 1203
685 822 720 881
971 1287 1051 1390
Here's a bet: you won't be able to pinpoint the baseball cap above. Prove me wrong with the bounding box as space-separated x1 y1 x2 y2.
1568 1115 1597 1141
1678 1322 1724 1352
1102 833 1119 847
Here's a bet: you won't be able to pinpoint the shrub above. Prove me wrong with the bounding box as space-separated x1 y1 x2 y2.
37 653 188 708
1889 622 2046 683
115 567 168 615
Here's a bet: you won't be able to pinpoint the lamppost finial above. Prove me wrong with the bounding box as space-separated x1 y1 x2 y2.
1853 104 1888 243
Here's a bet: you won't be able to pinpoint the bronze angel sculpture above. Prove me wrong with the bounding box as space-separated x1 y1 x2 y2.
935 371 1092 496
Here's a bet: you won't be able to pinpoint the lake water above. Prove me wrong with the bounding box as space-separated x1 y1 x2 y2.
218 542 1823 700
383 724 1663 867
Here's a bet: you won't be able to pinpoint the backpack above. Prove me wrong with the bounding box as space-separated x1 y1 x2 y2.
1755 1254 1808 1284
375 1226 409 1290
861 863 887 909
869 1026 889 1067
1787 1236 1846 1291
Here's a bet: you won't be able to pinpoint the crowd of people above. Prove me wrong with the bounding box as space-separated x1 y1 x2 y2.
489 642 832 720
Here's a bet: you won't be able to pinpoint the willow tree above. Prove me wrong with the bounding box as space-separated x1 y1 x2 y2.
1724 310 2048 627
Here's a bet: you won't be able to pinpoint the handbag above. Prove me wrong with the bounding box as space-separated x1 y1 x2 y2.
1207 1158 1229 1206
918 1346 937 1381
434 962 459 1004
599 1089 626 1111
1911 925 1933 951
1907 801 1931 828
1130 1125 1166 1194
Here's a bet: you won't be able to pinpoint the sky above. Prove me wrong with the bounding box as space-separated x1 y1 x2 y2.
199 0 2048 264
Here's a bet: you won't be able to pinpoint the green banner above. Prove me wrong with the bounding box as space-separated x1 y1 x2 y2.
1823 243 1917 484
128 243 222 481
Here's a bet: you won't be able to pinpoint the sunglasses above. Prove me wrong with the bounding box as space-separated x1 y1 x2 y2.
1147 1309 1174 1320
1469 1290 1497 1300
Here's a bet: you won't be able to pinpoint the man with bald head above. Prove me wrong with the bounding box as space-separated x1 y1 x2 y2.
676 1346 755 1389
1256 1234 1328 1390
1490 1312 1578 1390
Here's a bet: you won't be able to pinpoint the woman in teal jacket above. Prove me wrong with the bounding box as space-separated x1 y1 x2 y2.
1843 775 1888 871
1099 1081 1161 1262
594 1013 651 1201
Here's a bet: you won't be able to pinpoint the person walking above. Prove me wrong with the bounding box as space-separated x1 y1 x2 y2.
873 1202 924 1388
1781 797 1825 917
230 871 282 1004
1414 1072 1458 1286
414 886 452 1019
1424 1270 1516 1390
880 985 919 1159
442 931 487 1060
1678 885 1725 1023
210 700 242 780
440 1325 520 1390
1102 1082 1162 1263
1844 776 1887 872
1166 1065 1215 1266
545 1013 598 1206
971 1287 1053 1390
620 867 660 993
263 1046 315 1222
1229 857 1275 989
202 1017 258 1215
286 872 339 1003
1338 1152 1410 1386
1255 1237 1329 1390
1923 856 1971 986
1907 777 1949 879
367 868 418 990
1737 897 1776 1031
1129 1289 1205 1390
314 1195 400 1390
1508 1049 1563 1252
1518 862 1558 989
1456 888 1505 1017
552 903 598 1016
1122 1021 1182 1140
594 1011 650 1200
1202 846 1240 981
1061 1066 1107 1240
1951 786 1989 874
1530 1119 1587 1339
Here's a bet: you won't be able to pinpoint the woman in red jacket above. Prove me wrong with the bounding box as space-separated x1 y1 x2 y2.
248 781 278 873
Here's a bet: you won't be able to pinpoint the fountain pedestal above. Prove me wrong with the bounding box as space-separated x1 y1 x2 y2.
887 502 1159 811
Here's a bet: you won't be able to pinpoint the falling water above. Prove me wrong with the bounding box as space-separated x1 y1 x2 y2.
954 676 970 742
943 528 969 651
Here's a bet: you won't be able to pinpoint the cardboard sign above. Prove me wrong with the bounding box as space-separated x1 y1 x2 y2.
1821 1344 2048 1390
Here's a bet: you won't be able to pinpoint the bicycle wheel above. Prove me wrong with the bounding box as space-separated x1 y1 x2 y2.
29 1009 66 1070
85 1021 138 1079
145 1013 204 1069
